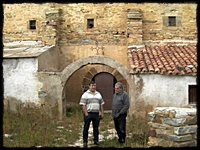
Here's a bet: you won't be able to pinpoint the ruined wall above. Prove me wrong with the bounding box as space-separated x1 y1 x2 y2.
3 3 197 43
2 3 197 118
58 45 128 71
147 107 197 147
132 74 196 116
38 46 62 72
3 3 51 42
3 41 61 106
3 3 197 70
3 58 40 103
142 3 197 41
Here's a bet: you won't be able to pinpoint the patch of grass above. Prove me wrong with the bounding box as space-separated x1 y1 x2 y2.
3 102 83 147
3 101 148 148
126 115 149 147
99 113 149 148
65 104 82 117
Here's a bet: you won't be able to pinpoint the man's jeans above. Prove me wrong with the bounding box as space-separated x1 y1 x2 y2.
83 112 100 144
113 113 127 143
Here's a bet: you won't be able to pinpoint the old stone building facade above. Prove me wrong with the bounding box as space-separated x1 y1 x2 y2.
3 3 197 118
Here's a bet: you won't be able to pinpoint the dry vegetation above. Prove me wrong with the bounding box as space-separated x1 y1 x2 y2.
3 99 149 148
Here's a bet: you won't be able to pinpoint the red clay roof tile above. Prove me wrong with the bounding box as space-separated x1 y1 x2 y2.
128 43 197 76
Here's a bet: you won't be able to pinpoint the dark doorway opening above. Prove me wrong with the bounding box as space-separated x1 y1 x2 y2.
92 72 117 111
189 85 196 104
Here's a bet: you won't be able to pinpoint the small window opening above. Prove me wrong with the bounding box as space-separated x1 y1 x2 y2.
168 16 176 26
29 20 36 30
87 19 94 29
189 85 196 104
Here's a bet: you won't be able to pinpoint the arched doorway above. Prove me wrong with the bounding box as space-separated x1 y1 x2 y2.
93 72 117 111
60 55 133 118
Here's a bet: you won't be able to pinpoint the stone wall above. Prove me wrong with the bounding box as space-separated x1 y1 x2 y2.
147 106 197 147
3 3 197 44
3 3 197 73
3 3 197 118
38 46 62 72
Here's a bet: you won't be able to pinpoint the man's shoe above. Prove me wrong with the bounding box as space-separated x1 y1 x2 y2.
121 138 125 143
118 139 125 144
94 142 99 146
83 142 88 148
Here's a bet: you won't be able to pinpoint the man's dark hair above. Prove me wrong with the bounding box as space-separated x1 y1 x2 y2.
89 80 96 85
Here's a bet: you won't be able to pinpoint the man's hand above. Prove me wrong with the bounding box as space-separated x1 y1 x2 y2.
115 113 119 118
85 113 88 116
99 114 103 120
99 112 103 119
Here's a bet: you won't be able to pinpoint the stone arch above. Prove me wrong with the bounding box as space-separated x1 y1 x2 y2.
81 65 125 92
60 55 134 117
61 55 130 84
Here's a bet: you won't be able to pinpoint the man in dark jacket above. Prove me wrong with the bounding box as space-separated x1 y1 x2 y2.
112 82 130 144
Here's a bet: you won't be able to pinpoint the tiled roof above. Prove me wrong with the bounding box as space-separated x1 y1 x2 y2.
128 44 197 76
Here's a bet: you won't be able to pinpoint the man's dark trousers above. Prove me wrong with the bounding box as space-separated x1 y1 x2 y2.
113 114 127 143
83 112 100 144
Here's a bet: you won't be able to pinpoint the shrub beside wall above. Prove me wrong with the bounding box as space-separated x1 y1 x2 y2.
147 106 197 147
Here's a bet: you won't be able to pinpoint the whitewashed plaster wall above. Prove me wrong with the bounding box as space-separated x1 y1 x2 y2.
134 74 196 107
3 58 40 103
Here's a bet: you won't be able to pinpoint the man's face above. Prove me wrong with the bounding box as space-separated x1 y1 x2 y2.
89 83 96 92
114 84 121 93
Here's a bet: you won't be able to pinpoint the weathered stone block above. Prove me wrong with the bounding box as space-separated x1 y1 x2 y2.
174 125 197 135
163 118 186 126
147 112 155 121
155 128 174 136
148 122 172 130
148 137 196 147
157 134 193 142
185 115 197 125
148 107 197 147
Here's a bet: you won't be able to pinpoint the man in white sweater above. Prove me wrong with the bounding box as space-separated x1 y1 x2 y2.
79 81 104 148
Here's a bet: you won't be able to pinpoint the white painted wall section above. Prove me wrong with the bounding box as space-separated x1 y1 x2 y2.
135 74 196 107
3 58 39 103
